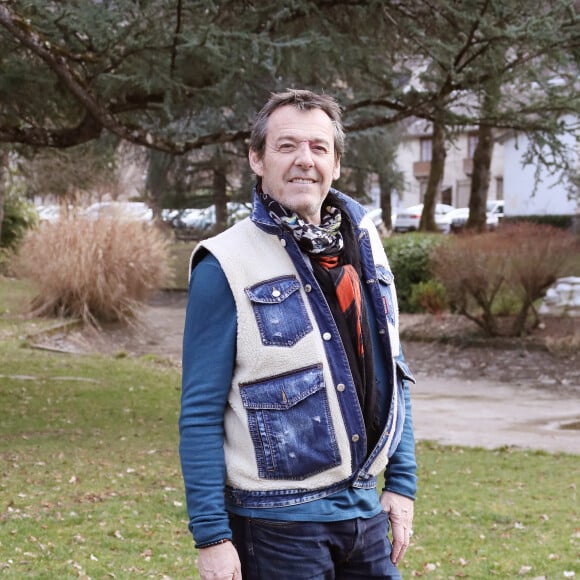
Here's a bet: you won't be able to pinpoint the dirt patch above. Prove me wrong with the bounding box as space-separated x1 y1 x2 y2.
31 291 580 397
399 313 580 397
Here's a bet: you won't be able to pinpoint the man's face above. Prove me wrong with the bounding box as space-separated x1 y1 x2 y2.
249 105 341 225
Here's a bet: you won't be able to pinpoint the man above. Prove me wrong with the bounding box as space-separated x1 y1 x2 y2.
179 89 417 580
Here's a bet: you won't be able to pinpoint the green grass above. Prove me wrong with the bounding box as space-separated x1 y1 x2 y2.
1 276 579 579
395 443 579 579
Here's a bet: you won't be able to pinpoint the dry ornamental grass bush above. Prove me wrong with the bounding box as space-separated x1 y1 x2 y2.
431 223 578 336
14 215 172 326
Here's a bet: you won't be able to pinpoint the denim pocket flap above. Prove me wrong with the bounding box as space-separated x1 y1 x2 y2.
246 276 301 305
395 358 416 384
240 365 324 411
376 265 394 285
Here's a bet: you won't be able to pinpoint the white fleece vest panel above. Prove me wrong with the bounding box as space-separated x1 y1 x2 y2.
193 218 394 492
355 214 402 477
360 213 402 358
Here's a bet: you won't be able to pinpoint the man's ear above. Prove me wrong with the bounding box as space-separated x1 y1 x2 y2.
249 149 264 177
333 156 341 181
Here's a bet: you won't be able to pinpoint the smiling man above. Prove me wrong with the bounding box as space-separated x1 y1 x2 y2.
248 103 341 224
179 90 417 579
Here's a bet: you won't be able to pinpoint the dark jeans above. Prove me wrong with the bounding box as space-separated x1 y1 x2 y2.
229 511 402 580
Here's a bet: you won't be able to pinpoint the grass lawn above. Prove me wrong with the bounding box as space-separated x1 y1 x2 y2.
1 276 578 579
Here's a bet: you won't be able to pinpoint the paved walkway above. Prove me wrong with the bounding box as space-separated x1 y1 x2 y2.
412 374 579 454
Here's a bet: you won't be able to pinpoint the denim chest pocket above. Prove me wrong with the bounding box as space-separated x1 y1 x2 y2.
376 265 396 326
239 364 341 480
245 276 313 347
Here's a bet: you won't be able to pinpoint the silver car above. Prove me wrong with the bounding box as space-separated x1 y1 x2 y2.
393 203 455 233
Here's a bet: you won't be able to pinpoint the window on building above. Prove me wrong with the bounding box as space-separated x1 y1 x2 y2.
468 133 479 159
420 138 432 162
496 177 504 199
441 187 453 206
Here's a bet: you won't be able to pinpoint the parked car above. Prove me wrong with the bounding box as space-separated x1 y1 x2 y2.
37 205 63 223
83 201 154 223
486 199 504 221
393 203 455 233
171 202 252 239
170 208 206 230
446 207 498 233
365 207 399 233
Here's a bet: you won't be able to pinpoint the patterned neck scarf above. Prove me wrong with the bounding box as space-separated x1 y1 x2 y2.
258 189 344 255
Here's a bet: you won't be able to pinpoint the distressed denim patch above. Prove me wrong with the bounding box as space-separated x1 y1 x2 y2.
239 365 341 480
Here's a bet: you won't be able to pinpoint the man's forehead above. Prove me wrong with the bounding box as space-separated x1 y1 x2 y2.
266 106 334 139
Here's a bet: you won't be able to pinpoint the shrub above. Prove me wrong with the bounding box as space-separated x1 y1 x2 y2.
502 214 575 230
1 193 38 249
14 216 172 326
384 233 447 312
0 247 13 276
430 223 578 336
409 279 448 314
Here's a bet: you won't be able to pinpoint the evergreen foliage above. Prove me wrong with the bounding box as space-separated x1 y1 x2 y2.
0 1 578 220
0 190 37 249
384 233 447 312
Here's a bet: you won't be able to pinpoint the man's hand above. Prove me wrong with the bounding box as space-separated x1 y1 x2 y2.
379 491 414 565
196 540 242 580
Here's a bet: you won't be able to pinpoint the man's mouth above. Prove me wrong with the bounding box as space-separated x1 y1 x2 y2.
289 178 316 184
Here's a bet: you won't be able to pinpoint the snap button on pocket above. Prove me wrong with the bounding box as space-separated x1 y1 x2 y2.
272 288 281 297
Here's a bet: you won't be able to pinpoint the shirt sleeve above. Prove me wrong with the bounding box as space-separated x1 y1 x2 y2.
382 364 417 500
179 252 237 547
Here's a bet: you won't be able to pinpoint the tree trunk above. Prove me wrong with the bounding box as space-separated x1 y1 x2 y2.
145 151 175 214
467 122 493 231
467 68 502 231
419 116 446 232
378 170 394 230
213 147 228 233
0 149 7 245
355 169 366 201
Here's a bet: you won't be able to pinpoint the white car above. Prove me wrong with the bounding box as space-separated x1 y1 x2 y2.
446 207 498 233
393 203 455 233
446 200 504 233
37 205 63 223
171 202 252 238
486 199 504 221
84 201 154 222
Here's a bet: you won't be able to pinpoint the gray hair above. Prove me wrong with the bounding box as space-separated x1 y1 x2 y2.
250 89 345 161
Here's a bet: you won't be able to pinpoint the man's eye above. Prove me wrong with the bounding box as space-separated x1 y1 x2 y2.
278 143 295 152
313 145 329 154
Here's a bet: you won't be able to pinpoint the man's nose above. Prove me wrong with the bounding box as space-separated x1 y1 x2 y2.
294 141 314 167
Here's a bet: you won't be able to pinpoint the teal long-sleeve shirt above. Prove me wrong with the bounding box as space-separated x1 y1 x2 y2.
179 253 417 547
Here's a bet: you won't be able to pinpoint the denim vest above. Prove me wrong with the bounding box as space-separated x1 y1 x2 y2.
192 189 414 509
